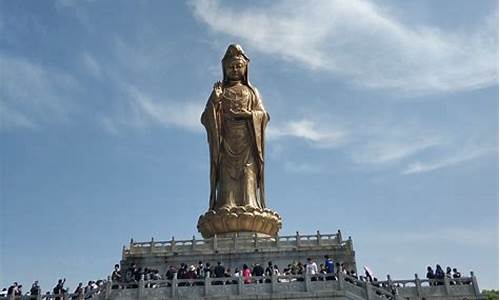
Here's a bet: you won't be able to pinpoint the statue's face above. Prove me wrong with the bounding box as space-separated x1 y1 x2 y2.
224 59 246 81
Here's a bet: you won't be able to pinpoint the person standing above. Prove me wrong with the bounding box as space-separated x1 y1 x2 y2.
306 258 318 281
30 281 40 299
324 255 335 280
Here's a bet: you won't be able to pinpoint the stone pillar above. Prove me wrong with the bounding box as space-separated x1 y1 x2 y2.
137 276 144 300
444 274 451 295
149 238 154 254
171 277 178 298
204 276 210 296
237 275 243 295
471 271 481 296
414 273 422 297
337 229 342 243
316 230 321 246
233 233 238 250
296 231 300 247
304 274 311 292
338 270 344 289
192 235 196 251
213 235 218 250
171 236 176 252
271 274 277 294
364 280 373 300
105 276 112 300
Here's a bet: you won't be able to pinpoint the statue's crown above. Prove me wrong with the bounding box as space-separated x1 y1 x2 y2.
222 44 249 63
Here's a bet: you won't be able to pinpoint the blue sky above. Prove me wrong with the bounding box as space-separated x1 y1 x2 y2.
1 0 498 292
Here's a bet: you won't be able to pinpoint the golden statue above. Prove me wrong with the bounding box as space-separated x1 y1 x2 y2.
197 44 282 238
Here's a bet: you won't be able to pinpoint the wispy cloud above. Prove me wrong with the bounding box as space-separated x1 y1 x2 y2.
283 161 324 174
191 0 498 94
350 137 442 165
403 145 497 174
80 52 102 79
268 119 347 148
0 54 80 130
100 85 203 134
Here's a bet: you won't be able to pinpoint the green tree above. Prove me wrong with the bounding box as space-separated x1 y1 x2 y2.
482 289 499 300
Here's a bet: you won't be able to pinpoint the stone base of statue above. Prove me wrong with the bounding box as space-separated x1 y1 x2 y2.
197 206 282 238
113 231 484 300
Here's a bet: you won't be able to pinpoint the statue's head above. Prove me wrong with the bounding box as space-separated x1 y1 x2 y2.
222 44 250 84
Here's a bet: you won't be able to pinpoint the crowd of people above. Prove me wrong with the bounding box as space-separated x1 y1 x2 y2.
0 259 470 298
1 278 105 299
112 255 348 287
425 264 465 286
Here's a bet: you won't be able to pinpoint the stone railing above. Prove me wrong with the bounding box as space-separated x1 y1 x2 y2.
123 230 351 257
80 271 482 300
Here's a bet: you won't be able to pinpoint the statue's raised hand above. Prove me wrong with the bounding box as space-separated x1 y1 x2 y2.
212 81 223 103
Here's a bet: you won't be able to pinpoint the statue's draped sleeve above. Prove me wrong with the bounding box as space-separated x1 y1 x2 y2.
249 87 269 208
201 90 221 210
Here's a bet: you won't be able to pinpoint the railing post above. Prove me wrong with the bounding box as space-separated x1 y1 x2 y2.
337 229 342 243
237 274 243 295
444 274 450 295
253 233 258 248
296 231 300 247
171 277 178 297
138 275 144 299
275 235 280 247
304 274 311 292
105 276 112 299
204 276 210 296
213 235 218 250
171 236 176 252
192 235 196 251
233 233 238 250
364 280 373 300
338 270 344 289
470 271 481 296
316 230 321 246
150 237 154 254
414 273 422 296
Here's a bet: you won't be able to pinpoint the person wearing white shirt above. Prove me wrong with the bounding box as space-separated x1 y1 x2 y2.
305 257 318 280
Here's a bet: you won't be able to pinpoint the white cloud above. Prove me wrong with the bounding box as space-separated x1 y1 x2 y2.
350 137 442 165
0 54 80 130
191 0 498 93
101 85 203 133
283 161 324 174
268 119 347 148
81 52 102 78
402 145 496 174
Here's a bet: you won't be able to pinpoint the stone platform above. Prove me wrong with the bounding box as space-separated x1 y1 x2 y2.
121 231 356 275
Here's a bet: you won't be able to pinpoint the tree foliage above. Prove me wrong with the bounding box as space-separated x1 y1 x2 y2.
482 289 499 300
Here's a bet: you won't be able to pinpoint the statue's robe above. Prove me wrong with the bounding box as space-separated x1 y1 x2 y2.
201 83 268 211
